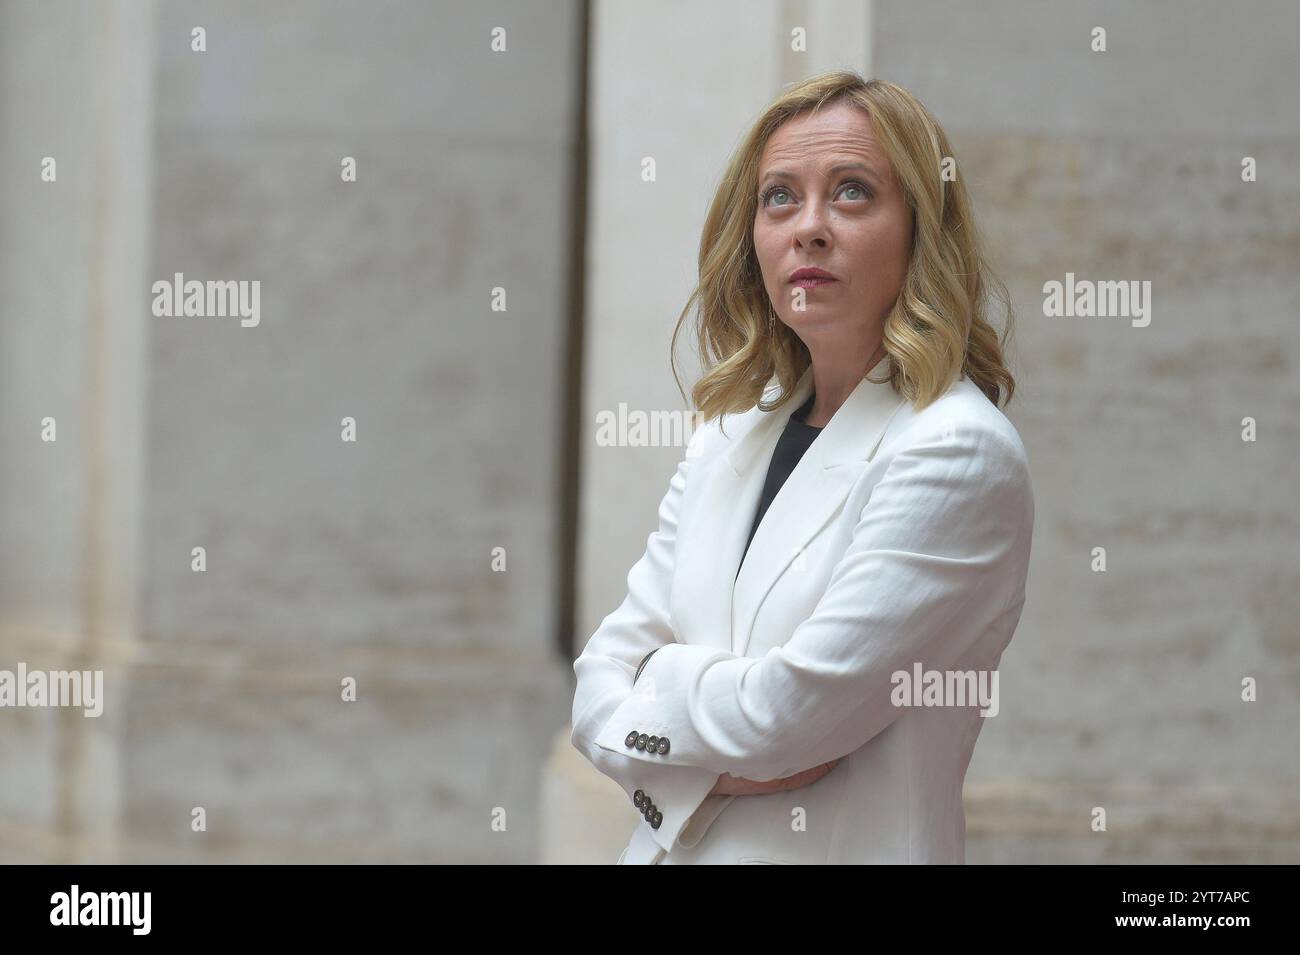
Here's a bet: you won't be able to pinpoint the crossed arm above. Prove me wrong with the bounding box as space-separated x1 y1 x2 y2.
571 421 1033 850
569 430 726 852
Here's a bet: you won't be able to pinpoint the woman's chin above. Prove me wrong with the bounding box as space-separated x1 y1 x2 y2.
779 309 849 334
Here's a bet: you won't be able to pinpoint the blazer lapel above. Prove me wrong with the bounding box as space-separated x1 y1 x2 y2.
731 356 906 658
671 390 790 654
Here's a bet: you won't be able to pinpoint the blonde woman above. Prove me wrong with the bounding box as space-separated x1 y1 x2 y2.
571 72 1034 865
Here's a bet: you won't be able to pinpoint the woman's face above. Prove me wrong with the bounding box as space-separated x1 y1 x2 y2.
752 101 914 353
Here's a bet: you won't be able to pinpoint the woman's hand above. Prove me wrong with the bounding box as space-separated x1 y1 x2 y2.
709 758 841 796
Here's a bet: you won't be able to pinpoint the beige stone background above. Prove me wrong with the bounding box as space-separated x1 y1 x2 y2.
1 0 1296 864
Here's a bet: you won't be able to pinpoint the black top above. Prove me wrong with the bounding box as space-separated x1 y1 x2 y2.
736 391 822 579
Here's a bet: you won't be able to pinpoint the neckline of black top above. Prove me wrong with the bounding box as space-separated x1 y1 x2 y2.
791 391 821 430
735 390 823 578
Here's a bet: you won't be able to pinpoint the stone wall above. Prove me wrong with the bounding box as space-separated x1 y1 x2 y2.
873 0 1300 863
2 0 579 863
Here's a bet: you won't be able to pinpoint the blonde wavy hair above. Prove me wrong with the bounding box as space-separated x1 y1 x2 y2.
671 71 1016 426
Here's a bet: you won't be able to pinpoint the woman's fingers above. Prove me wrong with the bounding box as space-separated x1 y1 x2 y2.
778 758 839 790
716 758 842 795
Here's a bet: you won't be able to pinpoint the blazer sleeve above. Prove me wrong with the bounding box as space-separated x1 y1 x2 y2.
570 425 725 854
591 422 1034 783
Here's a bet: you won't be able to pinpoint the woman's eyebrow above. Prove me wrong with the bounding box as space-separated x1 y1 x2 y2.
759 161 882 186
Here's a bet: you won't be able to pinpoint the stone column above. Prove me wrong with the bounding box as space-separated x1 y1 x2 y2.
0 0 157 862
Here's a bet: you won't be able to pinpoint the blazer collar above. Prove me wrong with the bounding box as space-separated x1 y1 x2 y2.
724 353 904 478
681 355 907 658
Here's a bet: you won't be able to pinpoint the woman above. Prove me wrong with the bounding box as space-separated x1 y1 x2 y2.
570 72 1034 865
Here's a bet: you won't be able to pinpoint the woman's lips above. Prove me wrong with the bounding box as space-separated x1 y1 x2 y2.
791 277 837 288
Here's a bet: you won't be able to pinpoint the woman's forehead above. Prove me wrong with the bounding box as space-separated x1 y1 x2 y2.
758 132 892 183
761 107 882 164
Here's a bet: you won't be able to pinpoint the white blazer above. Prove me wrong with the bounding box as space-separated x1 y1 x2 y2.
571 355 1034 864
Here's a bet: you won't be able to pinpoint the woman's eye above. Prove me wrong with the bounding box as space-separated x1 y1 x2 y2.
840 181 871 201
761 181 871 207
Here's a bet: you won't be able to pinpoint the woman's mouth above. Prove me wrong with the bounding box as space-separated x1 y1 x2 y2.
789 267 838 288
